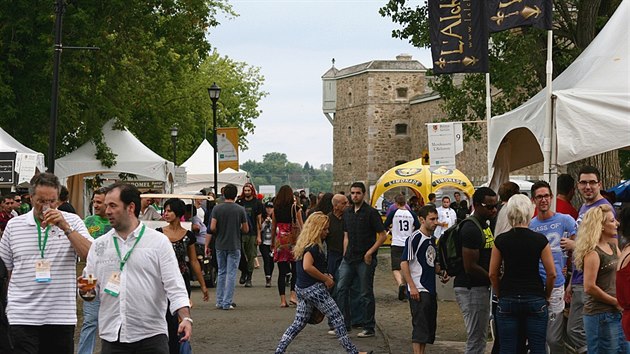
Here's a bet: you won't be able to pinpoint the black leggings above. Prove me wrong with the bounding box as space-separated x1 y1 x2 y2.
259 244 274 277
277 261 296 296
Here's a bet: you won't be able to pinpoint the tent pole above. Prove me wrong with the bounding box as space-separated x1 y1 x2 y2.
550 95 558 212
485 73 492 184
542 30 553 187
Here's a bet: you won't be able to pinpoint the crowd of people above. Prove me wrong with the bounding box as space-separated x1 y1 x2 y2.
0 165 629 354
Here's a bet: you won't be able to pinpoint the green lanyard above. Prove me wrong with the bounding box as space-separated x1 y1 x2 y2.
34 218 50 259
113 225 146 272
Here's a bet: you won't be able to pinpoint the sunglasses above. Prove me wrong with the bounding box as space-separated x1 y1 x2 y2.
480 202 498 210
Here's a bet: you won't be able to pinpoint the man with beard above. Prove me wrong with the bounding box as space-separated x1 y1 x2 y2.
236 183 263 287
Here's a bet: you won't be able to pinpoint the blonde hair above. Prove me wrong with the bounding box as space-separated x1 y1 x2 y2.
506 194 534 227
574 204 613 271
293 212 329 260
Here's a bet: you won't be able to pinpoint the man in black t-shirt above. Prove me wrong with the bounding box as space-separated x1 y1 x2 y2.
236 183 263 287
336 182 387 338
453 187 497 354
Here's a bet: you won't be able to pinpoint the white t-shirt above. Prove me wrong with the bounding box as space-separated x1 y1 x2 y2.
0 210 92 325
387 209 418 247
435 206 457 239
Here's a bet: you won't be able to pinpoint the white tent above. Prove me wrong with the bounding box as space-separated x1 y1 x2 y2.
0 127 46 186
55 120 174 216
176 139 248 193
488 0 630 185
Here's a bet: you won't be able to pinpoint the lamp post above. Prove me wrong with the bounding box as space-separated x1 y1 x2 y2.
207 83 221 197
170 126 178 166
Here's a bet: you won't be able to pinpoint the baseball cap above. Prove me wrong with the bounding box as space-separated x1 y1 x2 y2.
265 201 274 208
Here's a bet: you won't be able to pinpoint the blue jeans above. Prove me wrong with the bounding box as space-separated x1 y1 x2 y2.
583 312 630 354
216 249 240 309
454 286 491 354
497 295 548 354
77 297 100 354
336 258 377 331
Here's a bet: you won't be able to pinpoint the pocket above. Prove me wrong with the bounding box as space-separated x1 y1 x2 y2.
528 298 548 317
497 299 513 315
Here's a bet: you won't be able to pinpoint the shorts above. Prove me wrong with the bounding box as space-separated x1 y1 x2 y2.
409 292 437 344
391 245 404 271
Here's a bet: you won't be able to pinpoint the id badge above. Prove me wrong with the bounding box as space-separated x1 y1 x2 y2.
104 272 121 297
35 259 52 282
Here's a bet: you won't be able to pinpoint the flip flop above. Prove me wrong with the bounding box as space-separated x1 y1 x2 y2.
280 303 290 308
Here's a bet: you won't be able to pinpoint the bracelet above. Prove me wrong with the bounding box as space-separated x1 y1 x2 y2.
64 227 75 236
182 317 193 325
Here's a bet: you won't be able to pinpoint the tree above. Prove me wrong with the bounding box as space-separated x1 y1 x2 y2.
0 1 266 168
380 0 623 187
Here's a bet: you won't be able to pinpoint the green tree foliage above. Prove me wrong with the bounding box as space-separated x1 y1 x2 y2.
0 0 266 167
241 153 333 194
380 0 623 185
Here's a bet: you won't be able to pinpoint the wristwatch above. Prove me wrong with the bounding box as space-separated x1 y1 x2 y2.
64 227 75 236
182 317 193 325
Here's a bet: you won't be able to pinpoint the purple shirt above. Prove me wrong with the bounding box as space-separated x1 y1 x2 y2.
386 203 411 216
571 198 614 285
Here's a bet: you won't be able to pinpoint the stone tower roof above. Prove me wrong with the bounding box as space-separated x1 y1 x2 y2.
322 54 427 79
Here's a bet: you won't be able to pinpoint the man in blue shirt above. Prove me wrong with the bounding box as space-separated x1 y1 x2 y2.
530 180 577 354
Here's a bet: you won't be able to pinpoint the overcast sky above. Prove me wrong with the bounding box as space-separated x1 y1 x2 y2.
210 0 432 168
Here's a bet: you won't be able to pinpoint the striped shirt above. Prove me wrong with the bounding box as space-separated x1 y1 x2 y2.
0 210 92 325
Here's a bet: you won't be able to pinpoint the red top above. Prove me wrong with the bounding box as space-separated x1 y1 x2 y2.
556 198 578 220
616 253 630 340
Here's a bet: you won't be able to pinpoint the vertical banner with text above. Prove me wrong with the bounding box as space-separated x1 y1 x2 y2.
217 127 239 172
427 123 456 169
429 0 489 74
487 0 553 33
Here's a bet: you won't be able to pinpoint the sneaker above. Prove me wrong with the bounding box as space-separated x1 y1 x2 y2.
239 272 247 285
398 284 407 301
222 305 234 310
357 329 375 338
327 329 336 336
245 280 252 287
265 277 272 288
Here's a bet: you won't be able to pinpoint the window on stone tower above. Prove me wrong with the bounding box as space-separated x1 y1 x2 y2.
396 87 408 99
348 126 352 136
395 123 408 136
348 91 353 105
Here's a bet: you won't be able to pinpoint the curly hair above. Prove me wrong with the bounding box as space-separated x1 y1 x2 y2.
292 212 329 260
574 203 613 271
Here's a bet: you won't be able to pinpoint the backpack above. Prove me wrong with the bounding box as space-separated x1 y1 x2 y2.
436 216 484 277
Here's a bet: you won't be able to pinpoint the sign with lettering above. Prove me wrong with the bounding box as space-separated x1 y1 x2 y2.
217 127 239 172
427 123 456 169
429 0 488 74
0 160 14 184
488 0 552 33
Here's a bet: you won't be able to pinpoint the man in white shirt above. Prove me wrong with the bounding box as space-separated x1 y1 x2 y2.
79 183 191 354
0 172 92 354
434 196 457 239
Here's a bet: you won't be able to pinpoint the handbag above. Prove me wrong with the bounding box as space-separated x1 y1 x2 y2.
307 307 325 325
290 204 301 243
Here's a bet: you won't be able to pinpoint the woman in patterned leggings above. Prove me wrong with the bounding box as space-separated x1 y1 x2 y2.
275 212 372 354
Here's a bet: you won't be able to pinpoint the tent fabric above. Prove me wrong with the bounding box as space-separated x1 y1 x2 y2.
0 127 46 181
55 120 174 182
489 0 630 178
370 159 475 207
176 140 248 193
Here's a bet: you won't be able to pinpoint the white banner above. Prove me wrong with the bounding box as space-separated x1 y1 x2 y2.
427 123 456 169
454 123 464 154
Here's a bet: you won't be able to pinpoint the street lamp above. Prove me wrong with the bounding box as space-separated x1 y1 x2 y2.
170 126 178 166
207 83 221 197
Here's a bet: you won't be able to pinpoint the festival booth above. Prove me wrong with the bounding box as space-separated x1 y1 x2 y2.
175 139 249 194
370 159 475 208
0 127 46 188
488 0 630 188
55 120 175 217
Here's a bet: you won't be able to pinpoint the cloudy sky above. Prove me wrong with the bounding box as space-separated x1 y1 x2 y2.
210 0 433 168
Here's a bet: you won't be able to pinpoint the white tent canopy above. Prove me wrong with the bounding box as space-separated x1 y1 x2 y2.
176 139 248 193
489 0 630 183
55 119 174 181
55 120 174 217
0 127 46 185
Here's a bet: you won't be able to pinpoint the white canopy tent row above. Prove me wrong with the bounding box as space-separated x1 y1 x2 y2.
488 0 630 193
176 139 249 194
55 119 175 217
0 127 46 187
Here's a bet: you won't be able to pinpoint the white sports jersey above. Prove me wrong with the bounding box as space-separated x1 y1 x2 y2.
390 209 416 246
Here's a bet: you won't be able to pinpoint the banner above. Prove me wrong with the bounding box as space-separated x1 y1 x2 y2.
429 0 489 74
427 123 456 169
217 127 239 172
488 0 553 32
